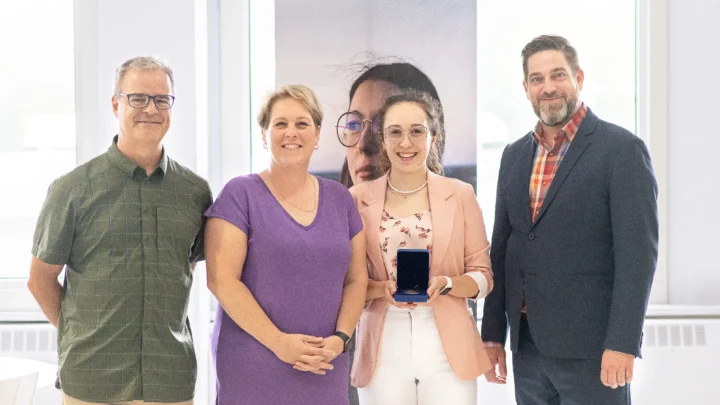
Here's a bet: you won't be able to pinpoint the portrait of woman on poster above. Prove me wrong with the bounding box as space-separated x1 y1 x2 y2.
337 61 445 188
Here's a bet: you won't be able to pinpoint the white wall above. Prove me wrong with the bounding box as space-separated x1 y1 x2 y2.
667 0 720 305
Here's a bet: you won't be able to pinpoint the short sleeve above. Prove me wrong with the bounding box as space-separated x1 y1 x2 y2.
189 181 214 262
31 178 76 265
344 188 363 239
204 176 251 235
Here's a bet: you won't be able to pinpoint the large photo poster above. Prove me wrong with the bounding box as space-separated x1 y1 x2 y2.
274 0 478 188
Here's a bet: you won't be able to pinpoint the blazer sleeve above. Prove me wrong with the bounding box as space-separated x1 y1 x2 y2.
459 182 493 297
604 136 659 358
481 144 512 345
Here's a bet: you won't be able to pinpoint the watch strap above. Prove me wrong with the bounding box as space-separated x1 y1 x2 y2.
439 276 453 295
333 331 351 352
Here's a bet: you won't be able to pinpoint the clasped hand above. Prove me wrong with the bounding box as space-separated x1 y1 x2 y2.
271 333 344 375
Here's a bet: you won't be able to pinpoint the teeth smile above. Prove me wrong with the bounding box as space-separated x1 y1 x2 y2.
398 153 415 158
283 145 300 149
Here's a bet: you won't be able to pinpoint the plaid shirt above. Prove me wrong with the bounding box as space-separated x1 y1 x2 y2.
32 136 212 402
530 103 588 221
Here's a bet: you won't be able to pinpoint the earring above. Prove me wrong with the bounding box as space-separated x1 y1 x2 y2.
263 143 268 150
314 144 319 150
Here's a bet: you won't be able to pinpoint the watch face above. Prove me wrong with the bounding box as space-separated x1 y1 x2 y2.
334 332 351 353
439 287 452 295
345 336 354 353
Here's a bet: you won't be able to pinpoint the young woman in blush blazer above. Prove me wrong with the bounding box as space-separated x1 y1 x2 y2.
349 88 494 405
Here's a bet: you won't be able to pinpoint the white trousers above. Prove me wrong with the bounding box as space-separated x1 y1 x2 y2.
357 306 476 405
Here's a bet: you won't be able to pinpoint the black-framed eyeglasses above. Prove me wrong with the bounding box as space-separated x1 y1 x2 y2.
383 124 430 143
336 111 381 147
115 93 176 110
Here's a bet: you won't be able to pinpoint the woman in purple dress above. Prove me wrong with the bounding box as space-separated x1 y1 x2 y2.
204 85 368 405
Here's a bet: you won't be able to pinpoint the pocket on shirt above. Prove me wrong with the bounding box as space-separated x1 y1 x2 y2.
156 207 203 274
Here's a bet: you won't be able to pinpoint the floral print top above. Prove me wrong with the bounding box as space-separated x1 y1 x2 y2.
379 210 433 282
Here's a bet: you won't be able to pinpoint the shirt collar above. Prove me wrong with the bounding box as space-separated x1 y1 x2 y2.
107 135 168 178
532 102 588 149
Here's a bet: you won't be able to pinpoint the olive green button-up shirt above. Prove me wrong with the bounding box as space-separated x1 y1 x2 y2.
32 136 213 403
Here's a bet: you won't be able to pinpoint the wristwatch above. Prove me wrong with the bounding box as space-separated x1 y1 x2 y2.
439 276 453 295
333 331 352 353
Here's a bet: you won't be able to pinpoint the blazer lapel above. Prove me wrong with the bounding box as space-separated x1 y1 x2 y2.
428 172 455 276
532 111 598 227
360 175 389 281
519 134 536 228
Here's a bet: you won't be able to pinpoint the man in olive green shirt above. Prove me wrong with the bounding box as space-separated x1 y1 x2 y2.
28 56 212 405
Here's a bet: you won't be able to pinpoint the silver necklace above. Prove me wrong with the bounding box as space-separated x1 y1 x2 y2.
266 170 317 213
387 174 428 196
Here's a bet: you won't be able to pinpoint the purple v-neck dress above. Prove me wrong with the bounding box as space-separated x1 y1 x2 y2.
204 173 363 405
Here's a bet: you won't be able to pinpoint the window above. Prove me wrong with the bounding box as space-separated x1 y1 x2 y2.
475 0 669 304
0 0 75 279
476 0 637 235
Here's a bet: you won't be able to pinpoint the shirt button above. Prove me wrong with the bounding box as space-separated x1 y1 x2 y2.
528 233 536 241
542 181 547 186
548 152 554 157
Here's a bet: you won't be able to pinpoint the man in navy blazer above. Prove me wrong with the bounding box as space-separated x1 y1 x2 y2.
481 35 658 405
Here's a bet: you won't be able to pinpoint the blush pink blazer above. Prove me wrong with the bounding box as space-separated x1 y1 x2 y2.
349 172 494 388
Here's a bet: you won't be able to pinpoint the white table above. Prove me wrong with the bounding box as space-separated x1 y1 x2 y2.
0 357 57 390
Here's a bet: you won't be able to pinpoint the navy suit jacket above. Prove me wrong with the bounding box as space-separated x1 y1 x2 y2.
481 108 658 359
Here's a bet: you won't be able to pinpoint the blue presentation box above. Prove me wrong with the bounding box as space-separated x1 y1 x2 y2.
394 248 430 303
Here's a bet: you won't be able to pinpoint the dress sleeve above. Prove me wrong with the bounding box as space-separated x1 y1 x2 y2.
204 176 251 235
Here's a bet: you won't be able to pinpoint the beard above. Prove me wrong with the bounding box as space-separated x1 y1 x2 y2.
533 93 579 127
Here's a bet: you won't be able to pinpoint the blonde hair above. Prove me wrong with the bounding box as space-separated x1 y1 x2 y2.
257 85 323 130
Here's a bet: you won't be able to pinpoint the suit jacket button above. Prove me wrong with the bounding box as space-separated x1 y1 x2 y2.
528 233 535 240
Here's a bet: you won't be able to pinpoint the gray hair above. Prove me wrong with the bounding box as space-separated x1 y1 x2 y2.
113 56 175 94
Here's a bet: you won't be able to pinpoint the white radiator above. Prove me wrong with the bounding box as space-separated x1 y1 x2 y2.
476 305 720 405
632 307 720 404
0 323 59 405
1 306 719 405
0 324 57 365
